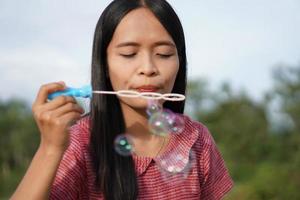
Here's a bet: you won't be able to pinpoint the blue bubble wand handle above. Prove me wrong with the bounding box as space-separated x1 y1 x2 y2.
47 85 92 100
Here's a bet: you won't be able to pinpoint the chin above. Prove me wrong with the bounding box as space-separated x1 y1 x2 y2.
130 98 151 109
120 97 164 111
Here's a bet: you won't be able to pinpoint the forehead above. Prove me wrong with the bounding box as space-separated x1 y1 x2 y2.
110 8 174 45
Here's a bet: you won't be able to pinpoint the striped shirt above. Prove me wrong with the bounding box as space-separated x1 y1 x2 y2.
50 114 233 199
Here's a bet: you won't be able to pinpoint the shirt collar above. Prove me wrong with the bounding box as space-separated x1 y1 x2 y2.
133 115 200 176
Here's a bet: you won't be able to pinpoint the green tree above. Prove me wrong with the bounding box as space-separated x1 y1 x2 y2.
186 63 300 199
0 99 39 198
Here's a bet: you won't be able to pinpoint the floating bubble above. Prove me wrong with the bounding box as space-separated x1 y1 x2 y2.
114 134 134 156
148 111 170 136
146 100 162 117
163 109 185 134
156 150 196 183
148 109 185 136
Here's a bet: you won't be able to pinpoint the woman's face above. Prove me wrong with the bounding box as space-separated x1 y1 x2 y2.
107 8 179 110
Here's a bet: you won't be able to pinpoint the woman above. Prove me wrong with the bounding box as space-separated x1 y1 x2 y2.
12 0 233 199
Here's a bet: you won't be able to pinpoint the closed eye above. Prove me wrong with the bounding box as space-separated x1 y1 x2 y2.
120 53 136 58
157 54 174 58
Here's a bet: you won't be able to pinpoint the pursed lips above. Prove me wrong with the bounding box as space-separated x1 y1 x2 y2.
135 85 160 92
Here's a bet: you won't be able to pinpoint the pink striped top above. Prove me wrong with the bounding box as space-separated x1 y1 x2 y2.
50 115 233 199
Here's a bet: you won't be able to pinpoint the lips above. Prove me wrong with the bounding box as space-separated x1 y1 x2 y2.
136 85 159 92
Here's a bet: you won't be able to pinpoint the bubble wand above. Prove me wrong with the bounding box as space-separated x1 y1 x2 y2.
48 85 185 101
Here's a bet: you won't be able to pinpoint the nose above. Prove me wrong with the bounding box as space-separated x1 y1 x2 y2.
137 54 158 77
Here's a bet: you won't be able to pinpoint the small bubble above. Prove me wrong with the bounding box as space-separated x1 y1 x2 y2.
114 134 134 156
146 100 162 117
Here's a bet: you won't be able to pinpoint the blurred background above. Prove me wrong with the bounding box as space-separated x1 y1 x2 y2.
0 0 299 199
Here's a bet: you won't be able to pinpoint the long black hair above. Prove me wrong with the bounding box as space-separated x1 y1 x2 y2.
90 0 187 199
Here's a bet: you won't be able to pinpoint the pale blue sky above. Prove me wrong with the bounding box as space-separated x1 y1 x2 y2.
0 0 299 103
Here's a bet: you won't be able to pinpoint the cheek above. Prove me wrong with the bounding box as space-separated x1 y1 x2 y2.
108 64 134 91
109 69 125 90
168 68 179 90
161 60 179 90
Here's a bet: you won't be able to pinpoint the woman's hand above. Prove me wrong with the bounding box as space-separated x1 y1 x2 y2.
32 81 84 153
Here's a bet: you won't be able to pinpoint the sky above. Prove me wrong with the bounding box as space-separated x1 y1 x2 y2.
0 0 299 104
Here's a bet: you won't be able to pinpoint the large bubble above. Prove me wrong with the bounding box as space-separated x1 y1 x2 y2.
148 111 171 136
163 109 185 134
148 109 185 136
155 150 196 183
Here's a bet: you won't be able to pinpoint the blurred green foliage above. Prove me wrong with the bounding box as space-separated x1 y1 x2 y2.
0 64 299 199
186 63 300 199
0 100 39 198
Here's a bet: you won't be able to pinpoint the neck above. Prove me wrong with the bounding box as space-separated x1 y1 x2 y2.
120 103 151 140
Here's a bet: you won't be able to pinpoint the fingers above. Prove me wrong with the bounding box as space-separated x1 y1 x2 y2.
33 82 66 106
51 102 84 118
43 96 76 111
33 104 83 128
31 82 84 153
58 111 83 127
32 97 83 122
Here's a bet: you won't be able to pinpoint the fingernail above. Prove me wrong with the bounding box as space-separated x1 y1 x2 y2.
58 81 65 87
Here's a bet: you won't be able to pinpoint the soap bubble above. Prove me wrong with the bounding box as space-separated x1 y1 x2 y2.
163 109 185 134
148 111 171 136
146 100 162 117
156 150 196 183
114 134 134 156
148 109 185 136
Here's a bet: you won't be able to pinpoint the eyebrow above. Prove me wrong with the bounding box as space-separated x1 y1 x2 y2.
116 41 176 48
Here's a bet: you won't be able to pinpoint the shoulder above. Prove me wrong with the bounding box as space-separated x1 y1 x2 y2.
180 114 214 148
181 114 221 158
164 113 214 163
181 114 234 198
50 116 91 199
68 115 91 147
178 114 221 167
62 115 91 160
